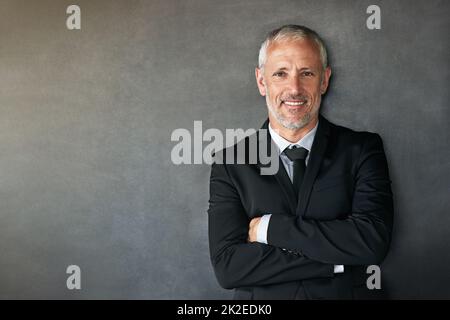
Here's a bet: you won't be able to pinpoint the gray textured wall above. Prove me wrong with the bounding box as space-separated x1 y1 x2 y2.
0 0 449 299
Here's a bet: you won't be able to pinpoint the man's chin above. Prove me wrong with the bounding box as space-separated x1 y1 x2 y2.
279 115 310 130
268 104 315 130
280 119 308 130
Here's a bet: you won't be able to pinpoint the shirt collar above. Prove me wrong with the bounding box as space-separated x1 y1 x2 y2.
268 120 319 154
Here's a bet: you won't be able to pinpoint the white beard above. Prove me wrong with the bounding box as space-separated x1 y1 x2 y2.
265 91 317 130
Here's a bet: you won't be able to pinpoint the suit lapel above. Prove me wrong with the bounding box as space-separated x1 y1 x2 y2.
256 119 298 215
297 115 331 217
273 160 298 215
256 116 331 216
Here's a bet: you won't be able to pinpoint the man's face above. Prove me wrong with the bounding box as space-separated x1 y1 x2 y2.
256 38 331 130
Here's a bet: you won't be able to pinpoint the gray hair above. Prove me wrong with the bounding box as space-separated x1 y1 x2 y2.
258 25 328 70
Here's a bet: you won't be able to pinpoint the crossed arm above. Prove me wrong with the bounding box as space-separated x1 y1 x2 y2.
208 133 393 289
208 162 334 289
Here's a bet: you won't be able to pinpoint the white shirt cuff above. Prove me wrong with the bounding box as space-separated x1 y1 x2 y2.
256 214 272 244
334 265 344 273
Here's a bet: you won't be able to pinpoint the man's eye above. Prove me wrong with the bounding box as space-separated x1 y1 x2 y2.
302 71 314 77
273 71 286 77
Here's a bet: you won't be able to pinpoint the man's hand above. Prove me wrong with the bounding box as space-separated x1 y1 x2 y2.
248 217 261 242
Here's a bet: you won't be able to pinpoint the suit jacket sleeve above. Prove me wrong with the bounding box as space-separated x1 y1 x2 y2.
267 133 394 266
208 161 334 290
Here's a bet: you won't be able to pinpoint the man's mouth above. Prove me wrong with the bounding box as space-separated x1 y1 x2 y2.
282 100 307 107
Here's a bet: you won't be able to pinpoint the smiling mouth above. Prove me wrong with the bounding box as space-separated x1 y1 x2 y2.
282 100 307 107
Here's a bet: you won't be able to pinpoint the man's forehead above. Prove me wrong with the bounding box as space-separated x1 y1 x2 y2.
266 39 321 66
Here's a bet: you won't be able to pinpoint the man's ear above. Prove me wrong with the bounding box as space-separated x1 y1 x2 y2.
255 67 266 96
320 66 332 94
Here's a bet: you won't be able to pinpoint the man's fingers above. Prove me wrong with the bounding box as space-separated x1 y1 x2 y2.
249 217 260 228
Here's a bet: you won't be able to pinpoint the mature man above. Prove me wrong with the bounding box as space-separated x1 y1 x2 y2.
208 25 393 299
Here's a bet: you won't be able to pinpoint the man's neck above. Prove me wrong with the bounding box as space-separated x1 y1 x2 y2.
269 117 319 143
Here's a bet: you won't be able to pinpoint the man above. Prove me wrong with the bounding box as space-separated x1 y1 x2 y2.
208 25 393 299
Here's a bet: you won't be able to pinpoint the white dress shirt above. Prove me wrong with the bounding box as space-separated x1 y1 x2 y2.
256 120 344 274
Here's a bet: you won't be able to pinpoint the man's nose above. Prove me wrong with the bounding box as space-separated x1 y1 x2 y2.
287 74 302 94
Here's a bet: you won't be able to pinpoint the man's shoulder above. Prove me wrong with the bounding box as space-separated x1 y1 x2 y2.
325 118 384 156
211 129 262 166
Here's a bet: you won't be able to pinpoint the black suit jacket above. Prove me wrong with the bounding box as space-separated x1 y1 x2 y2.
207 115 393 299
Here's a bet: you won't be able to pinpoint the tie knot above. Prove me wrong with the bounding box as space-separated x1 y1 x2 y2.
284 146 308 161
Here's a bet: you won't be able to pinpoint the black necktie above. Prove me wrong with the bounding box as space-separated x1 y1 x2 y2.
283 146 309 198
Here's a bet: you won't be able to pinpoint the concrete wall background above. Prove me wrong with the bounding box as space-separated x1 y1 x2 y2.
0 0 448 298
